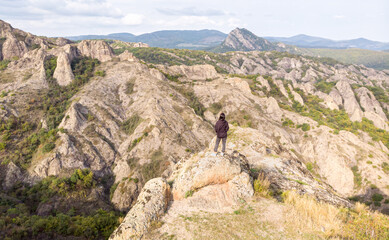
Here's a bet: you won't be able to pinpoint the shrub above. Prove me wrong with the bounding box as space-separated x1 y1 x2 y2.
209 102 222 114
185 190 194 198
351 166 362 187
42 142 55 153
372 193 384 202
95 70 106 77
0 59 10 71
121 114 142 135
44 56 57 86
382 162 389 173
306 162 313 172
282 118 295 128
125 81 134 95
314 79 336 94
253 172 271 197
297 123 310 131
174 86 206 117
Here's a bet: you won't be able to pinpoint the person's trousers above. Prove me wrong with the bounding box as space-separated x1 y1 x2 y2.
214 137 227 152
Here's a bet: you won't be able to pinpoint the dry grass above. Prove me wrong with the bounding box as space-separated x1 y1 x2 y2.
253 172 271 198
282 191 389 239
282 191 342 238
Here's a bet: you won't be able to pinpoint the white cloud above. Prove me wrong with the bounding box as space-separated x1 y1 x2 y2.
122 13 144 25
333 15 345 19
155 16 224 28
227 18 242 28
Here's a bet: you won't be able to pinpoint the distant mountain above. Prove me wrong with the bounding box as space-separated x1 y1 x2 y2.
211 28 288 53
67 33 135 42
67 30 226 49
265 34 389 51
300 48 389 70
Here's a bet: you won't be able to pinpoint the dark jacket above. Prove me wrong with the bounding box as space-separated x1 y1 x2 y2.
215 119 229 138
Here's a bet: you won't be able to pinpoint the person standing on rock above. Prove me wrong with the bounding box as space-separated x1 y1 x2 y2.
213 113 229 156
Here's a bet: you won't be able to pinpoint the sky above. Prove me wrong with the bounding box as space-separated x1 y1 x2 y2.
0 0 388 42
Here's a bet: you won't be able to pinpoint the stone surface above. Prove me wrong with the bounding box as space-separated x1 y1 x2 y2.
109 178 170 240
53 51 74 86
171 150 253 201
111 173 142 212
77 40 114 62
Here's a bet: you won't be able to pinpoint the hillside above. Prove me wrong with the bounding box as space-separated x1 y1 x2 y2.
211 28 389 70
67 30 227 50
299 48 389 70
265 34 389 51
1 19 389 239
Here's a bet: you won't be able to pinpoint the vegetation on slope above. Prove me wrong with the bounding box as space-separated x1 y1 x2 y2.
0 57 100 169
111 45 231 73
301 48 389 70
0 169 122 240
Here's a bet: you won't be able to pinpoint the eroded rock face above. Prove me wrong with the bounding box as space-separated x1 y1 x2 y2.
336 80 363 121
2 162 23 190
111 174 142 212
166 64 218 81
77 40 114 62
171 150 253 201
53 51 74 86
109 178 170 240
356 87 388 130
2 35 28 59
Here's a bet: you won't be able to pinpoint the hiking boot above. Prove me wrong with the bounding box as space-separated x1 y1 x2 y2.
211 152 217 157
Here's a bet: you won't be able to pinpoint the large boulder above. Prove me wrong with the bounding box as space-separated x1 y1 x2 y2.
171 150 253 201
109 178 171 240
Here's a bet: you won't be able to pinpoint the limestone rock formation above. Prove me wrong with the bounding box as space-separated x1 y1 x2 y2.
109 178 170 240
53 51 74 86
111 173 142 212
165 64 218 81
77 40 114 62
336 80 363 121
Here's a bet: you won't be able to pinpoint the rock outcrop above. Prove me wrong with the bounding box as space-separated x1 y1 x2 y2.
218 28 281 52
166 64 218 81
53 50 74 86
170 150 254 201
111 174 142 212
77 40 114 62
109 178 170 240
336 80 363 121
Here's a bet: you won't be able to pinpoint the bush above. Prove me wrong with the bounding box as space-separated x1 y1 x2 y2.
314 79 336 94
282 118 295 128
42 142 55 153
121 114 142 135
306 162 313 172
95 70 106 77
0 59 10 71
372 193 384 202
209 102 222 114
174 86 206 117
297 123 310 131
44 56 58 86
253 172 271 197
